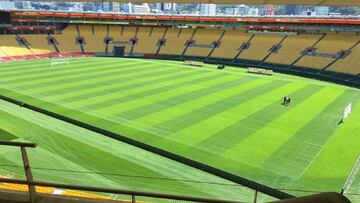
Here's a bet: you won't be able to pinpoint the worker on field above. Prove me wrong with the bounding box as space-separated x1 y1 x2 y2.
283 96 287 105
283 96 291 106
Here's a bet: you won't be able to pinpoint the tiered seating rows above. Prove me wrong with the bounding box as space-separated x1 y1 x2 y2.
1 25 359 75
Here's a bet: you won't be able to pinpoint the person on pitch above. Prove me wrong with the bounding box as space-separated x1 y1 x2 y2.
283 96 290 105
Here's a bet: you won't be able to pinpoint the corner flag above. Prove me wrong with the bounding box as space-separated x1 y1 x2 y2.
343 103 352 121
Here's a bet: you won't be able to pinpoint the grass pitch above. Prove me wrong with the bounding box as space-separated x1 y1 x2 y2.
1 57 360 201
1 100 264 201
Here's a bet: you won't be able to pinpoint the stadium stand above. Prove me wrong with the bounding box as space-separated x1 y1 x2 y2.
238 33 284 61
108 25 121 42
266 34 321 65
55 25 81 53
294 56 335 70
79 25 107 53
132 26 166 54
211 29 252 59
0 23 359 85
184 28 223 57
159 28 194 55
108 25 137 54
294 33 360 70
108 25 122 53
0 35 33 56
328 42 360 75
21 35 55 54
313 33 359 54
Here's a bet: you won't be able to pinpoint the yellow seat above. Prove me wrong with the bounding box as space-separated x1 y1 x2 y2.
185 29 223 57
108 25 131 54
159 28 194 55
295 33 359 70
266 34 320 65
211 30 252 59
80 25 107 53
21 34 55 54
132 27 166 54
315 33 359 54
0 35 32 56
328 43 360 75
55 25 81 53
239 33 284 61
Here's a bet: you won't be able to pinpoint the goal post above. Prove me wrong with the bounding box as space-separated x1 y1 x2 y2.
342 102 352 122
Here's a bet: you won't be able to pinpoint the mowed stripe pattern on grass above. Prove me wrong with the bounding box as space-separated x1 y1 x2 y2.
1 57 360 199
1 100 264 201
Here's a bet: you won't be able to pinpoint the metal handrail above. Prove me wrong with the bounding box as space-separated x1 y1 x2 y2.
0 141 36 148
0 141 250 203
3 141 38 202
0 142 352 203
0 178 242 203
0 178 352 203
272 192 351 203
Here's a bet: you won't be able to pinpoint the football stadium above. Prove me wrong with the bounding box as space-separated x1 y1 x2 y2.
0 1 360 203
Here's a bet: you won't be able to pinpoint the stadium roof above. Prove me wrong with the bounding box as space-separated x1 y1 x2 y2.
39 0 360 6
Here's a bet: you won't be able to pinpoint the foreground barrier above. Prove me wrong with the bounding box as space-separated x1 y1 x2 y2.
273 192 351 203
0 141 240 203
0 178 243 203
0 141 351 203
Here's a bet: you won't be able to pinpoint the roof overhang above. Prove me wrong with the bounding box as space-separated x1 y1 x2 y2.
35 0 360 6
10 11 360 25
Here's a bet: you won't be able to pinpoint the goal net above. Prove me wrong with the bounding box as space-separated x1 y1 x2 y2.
343 102 352 121
51 58 70 66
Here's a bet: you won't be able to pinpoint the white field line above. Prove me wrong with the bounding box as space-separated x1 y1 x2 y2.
342 155 360 193
297 135 334 179
297 93 360 179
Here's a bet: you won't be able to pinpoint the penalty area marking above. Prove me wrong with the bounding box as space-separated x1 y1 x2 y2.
297 134 334 180
341 155 360 194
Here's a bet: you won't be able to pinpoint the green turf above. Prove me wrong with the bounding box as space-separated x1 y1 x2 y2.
0 128 17 141
0 100 271 201
1 57 360 201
